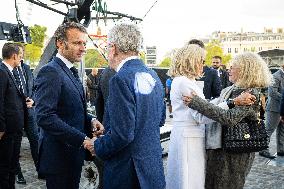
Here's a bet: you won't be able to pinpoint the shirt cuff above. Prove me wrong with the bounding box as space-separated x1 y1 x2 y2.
218 101 229 110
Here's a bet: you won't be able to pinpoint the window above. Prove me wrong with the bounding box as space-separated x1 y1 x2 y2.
259 47 262 51
228 48 231 53
235 48 238 53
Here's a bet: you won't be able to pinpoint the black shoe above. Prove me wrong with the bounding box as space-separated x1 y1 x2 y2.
259 151 276 159
169 115 173 118
277 152 284 156
16 172 26 184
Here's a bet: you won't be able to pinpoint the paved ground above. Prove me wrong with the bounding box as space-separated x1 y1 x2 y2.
16 114 284 189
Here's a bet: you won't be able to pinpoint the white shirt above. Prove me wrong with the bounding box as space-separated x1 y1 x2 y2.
2 61 14 74
116 56 139 72
56 53 74 69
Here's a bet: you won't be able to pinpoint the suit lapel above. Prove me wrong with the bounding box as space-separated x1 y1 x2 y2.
279 69 284 80
54 57 85 102
0 63 23 96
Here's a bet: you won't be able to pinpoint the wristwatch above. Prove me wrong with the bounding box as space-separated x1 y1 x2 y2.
227 98 235 109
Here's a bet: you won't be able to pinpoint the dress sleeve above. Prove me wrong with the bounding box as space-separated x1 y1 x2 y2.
179 80 215 124
189 94 257 126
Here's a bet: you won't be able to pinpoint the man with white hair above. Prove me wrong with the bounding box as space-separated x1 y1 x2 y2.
84 23 166 189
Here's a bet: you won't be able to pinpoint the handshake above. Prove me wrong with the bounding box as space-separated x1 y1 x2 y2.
83 119 105 156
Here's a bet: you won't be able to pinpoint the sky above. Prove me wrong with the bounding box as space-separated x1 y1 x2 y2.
1 0 284 61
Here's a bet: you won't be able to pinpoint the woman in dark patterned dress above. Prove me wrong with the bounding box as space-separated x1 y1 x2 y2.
183 52 273 189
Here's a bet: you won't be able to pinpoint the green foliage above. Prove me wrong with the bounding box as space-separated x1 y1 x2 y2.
139 51 146 63
159 57 171 67
29 25 47 48
205 40 232 67
84 49 108 68
24 24 47 68
24 44 42 67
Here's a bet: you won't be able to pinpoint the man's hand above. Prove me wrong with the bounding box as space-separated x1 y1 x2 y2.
0 132 5 140
83 137 97 156
233 92 256 106
91 119 104 137
26 97 34 108
182 92 197 106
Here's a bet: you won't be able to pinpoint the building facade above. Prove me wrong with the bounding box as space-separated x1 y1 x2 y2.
212 28 284 57
146 46 157 65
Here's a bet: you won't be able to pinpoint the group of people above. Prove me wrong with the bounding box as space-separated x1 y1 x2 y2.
0 42 40 188
0 20 281 189
166 40 273 189
0 22 166 189
165 48 232 119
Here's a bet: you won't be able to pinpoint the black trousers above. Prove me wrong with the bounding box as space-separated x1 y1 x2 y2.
16 110 39 174
0 132 22 189
45 172 81 189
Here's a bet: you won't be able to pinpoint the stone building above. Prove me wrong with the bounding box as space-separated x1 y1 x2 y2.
212 28 284 57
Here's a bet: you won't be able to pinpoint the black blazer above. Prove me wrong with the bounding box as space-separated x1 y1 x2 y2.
218 68 231 89
21 62 34 98
199 66 221 99
0 62 26 133
20 62 37 116
95 67 116 124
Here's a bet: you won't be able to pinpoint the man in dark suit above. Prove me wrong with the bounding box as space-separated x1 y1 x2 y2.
14 58 39 184
211 55 231 90
199 66 221 99
188 39 221 99
84 23 166 189
34 22 103 189
0 43 31 189
95 66 116 126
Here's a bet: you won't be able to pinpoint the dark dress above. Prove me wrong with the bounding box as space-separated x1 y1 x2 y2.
189 87 262 189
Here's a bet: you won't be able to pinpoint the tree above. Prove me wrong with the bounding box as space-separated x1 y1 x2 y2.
29 25 47 47
24 25 47 68
139 51 146 63
205 40 232 67
24 45 42 67
84 49 108 68
159 57 171 67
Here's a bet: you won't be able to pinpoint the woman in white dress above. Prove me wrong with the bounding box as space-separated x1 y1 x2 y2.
166 44 214 189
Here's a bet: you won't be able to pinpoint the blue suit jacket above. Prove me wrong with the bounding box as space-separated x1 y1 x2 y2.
199 66 221 99
94 59 166 189
35 57 92 175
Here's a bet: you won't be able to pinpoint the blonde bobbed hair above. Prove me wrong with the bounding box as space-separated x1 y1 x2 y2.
168 44 205 79
230 52 273 88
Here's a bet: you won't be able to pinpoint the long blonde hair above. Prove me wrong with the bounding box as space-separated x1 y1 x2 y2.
230 52 273 88
168 44 205 79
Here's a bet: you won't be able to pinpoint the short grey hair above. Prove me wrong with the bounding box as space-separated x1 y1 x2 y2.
108 23 142 53
54 22 87 42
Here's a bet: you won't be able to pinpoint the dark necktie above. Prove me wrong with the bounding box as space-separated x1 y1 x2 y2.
70 67 85 101
12 67 27 96
70 67 81 83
